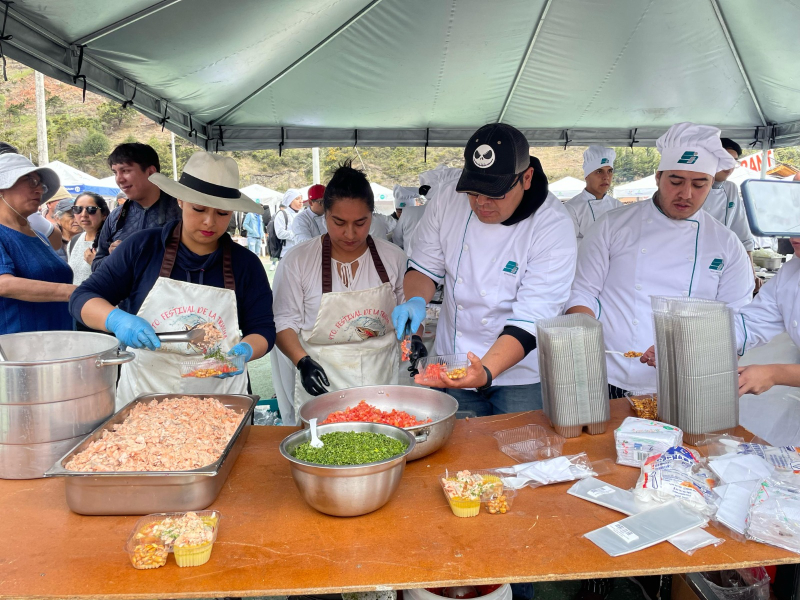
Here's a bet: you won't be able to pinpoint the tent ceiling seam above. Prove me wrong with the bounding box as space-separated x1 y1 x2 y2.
72 0 185 46
497 0 553 124
208 0 386 127
708 0 767 127
427 0 458 123
572 0 654 128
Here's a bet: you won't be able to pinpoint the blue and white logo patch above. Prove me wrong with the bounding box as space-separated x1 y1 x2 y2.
709 258 724 271
502 261 518 275
728 201 734 208
678 151 699 165
600 158 609 165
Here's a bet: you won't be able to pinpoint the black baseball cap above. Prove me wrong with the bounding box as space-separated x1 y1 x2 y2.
456 123 531 198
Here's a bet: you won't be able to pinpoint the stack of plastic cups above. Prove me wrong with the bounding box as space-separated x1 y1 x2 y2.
651 297 739 444
536 313 610 438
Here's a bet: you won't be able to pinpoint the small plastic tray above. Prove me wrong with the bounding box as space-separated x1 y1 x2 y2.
417 354 468 384
180 355 244 378
493 424 566 463
439 469 503 518
484 487 516 515
126 510 221 569
626 390 658 420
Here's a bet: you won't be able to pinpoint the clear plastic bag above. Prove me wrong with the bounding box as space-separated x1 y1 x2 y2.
495 453 612 489
634 446 718 516
699 568 770 600
746 476 800 554
668 526 724 555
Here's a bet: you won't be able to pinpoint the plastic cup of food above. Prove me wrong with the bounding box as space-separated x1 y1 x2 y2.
417 354 469 385
625 390 658 420
180 354 245 378
126 535 168 570
126 510 221 569
484 487 516 515
537 436 564 459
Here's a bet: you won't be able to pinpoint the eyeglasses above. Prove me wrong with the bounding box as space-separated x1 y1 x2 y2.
464 172 525 201
72 206 100 215
18 174 48 195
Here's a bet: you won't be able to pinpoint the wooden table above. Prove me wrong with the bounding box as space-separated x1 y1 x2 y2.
1 400 797 599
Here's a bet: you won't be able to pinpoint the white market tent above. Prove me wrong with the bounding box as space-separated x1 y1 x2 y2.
613 174 657 200
2 1 799 154
239 184 282 203
548 176 585 200
46 160 121 197
298 182 395 214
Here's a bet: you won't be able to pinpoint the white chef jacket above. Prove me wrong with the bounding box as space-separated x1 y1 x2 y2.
291 208 327 244
703 180 755 252
736 256 800 356
567 198 755 391
369 212 397 241
273 236 407 334
392 204 428 256
274 206 299 257
409 185 578 386
564 190 623 242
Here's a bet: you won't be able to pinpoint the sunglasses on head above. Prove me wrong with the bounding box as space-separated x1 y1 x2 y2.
72 206 100 215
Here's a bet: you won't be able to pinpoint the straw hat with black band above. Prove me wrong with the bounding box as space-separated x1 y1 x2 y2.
149 151 262 214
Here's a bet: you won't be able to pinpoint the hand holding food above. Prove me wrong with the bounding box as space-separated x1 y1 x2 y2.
417 352 486 389
407 334 428 376
105 308 161 351
391 296 427 341
640 345 656 367
214 342 252 378
297 355 330 396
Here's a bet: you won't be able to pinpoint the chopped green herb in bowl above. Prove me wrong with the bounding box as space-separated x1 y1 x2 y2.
292 431 408 466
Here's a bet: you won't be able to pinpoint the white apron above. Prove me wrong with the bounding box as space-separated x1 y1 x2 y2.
292 235 399 414
116 223 247 408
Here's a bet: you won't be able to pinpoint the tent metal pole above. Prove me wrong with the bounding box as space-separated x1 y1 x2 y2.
708 0 767 127
208 0 385 127
73 0 185 46
497 0 553 123
760 132 770 180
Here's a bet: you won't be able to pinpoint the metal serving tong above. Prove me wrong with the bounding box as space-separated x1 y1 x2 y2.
156 327 208 352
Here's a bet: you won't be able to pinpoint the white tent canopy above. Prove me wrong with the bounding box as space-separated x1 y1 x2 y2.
46 160 121 196
239 184 282 203
3 1 799 151
613 174 657 199
548 176 585 200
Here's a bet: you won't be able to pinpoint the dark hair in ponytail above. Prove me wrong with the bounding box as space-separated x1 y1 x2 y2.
323 160 374 213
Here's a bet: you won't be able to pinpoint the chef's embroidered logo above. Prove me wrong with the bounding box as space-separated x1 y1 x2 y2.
728 201 734 208
709 258 724 271
502 261 518 275
678 151 699 165
600 158 609 165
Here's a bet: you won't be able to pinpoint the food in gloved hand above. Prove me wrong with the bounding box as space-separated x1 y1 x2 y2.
65 397 243 472
422 363 467 381
292 431 408 466
441 470 503 518
624 351 644 358
400 335 412 361
320 400 431 428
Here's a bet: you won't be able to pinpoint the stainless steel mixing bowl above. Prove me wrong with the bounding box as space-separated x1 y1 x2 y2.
298 385 457 460
279 422 415 517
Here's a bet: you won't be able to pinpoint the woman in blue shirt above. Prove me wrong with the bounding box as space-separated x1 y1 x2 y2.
0 154 73 334
70 152 275 405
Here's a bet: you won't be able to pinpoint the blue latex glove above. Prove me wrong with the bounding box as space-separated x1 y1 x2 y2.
105 308 161 351
392 296 427 341
216 342 253 378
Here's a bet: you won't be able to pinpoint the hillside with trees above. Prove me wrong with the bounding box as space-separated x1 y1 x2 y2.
1 59 795 192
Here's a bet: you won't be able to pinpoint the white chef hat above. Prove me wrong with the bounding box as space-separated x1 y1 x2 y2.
393 185 418 209
582 146 616 178
656 122 737 176
281 188 301 207
418 166 462 201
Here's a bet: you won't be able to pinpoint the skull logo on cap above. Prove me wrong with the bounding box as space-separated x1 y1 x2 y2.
473 144 495 169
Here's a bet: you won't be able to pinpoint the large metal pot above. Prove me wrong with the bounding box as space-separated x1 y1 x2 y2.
280 422 415 517
0 331 133 479
298 385 458 461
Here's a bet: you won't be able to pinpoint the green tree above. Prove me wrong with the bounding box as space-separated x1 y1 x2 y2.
611 147 661 184
97 101 134 130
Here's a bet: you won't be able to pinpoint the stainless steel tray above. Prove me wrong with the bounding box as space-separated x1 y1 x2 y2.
44 393 256 515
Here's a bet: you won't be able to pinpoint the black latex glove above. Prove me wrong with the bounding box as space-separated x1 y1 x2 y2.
407 335 428 376
297 356 330 396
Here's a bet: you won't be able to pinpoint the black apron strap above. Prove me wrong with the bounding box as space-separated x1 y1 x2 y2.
159 222 236 291
321 235 390 294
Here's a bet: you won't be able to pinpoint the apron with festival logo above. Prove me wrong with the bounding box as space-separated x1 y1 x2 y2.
116 223 246 408
293 234 399 413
